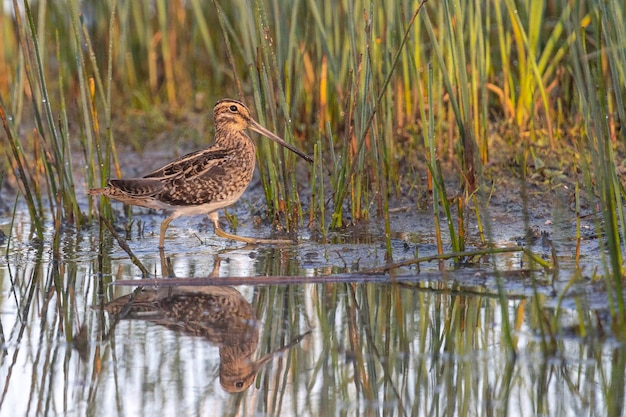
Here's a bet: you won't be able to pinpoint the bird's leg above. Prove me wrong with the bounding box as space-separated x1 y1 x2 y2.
159 214 176 249
208 211 295 245
159 247 176 278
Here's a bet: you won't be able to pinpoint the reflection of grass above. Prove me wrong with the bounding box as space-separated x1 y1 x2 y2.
250 281 622 416
1 251 622 415
0 2 625 312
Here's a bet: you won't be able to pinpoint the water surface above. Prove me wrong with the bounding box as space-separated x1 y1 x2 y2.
0 200 623 417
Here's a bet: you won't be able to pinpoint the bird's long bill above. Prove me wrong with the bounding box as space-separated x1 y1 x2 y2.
252 330 312 370
249 119 313 163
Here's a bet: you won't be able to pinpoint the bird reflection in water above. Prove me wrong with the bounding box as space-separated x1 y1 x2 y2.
104 285 309 392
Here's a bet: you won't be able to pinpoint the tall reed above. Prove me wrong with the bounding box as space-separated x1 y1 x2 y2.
568 1 626 327
0 0 624 277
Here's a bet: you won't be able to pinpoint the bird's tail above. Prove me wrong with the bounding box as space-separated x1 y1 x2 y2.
87 187 107 196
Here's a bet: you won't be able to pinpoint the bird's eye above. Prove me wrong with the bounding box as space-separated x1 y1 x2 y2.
229 105 238 112
235 381 244 388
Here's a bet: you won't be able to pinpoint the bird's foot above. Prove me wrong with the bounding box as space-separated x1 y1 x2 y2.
214 226 295 245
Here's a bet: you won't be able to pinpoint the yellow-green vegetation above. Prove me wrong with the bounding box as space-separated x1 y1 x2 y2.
0 2 625 295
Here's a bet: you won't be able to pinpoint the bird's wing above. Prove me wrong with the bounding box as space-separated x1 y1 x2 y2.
143 147 230 180
134 146 236 206
108 177 165 197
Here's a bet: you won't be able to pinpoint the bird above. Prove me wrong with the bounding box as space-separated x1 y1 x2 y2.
104 285 311 393
88 98 313 249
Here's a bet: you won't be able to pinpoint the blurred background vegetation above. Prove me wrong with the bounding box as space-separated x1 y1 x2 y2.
0 0 625 279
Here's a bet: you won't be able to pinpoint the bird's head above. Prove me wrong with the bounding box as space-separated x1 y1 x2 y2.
213 98 313 162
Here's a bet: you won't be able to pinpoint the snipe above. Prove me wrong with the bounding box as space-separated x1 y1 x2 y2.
88 99 312 249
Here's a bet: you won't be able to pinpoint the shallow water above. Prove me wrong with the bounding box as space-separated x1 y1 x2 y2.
0 196 624 417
